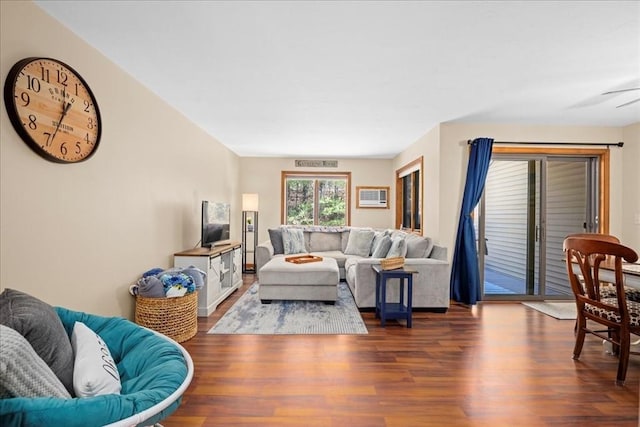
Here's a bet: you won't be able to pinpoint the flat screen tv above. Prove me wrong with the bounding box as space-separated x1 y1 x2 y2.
201 201 230 248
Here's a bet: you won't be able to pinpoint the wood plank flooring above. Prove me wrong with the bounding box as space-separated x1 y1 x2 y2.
163 275 639 426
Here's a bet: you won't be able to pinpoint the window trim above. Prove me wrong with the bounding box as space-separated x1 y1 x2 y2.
395 156 423 234
281 171 352 226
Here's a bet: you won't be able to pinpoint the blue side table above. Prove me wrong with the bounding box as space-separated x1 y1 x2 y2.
373 265 417 328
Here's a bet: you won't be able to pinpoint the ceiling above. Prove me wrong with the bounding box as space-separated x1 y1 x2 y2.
35 1 640 159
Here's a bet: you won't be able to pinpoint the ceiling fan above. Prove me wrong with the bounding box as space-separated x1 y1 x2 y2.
601 87 640 108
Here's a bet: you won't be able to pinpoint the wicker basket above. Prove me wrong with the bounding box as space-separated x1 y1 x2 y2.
134 291 198 343
380 257 405 270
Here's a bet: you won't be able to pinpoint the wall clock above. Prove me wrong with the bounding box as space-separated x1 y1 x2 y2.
3 57 102 163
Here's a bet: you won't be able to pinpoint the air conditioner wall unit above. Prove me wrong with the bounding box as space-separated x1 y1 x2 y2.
357 187 389 208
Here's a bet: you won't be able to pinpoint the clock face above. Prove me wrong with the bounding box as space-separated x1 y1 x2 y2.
3 57 102 163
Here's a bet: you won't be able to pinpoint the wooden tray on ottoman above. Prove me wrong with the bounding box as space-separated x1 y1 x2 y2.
285 254 324 264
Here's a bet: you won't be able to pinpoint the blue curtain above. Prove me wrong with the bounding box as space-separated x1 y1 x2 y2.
450 137 494 305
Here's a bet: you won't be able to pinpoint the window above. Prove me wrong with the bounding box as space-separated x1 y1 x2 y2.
396 157 422 233
281 171 351 226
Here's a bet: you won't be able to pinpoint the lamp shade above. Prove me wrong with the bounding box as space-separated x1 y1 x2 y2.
242 193 259 211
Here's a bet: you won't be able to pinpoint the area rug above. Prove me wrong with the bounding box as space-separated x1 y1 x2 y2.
208 282 368 335
522 301 577 320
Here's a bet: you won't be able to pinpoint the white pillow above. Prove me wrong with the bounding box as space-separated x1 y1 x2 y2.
71 321 121 397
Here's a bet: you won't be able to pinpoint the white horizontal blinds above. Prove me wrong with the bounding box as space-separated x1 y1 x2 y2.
483 160 529 282
545 160 588 296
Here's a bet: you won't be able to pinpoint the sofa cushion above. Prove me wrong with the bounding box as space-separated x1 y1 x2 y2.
344 229 375 257
372 235 392 258
0 325 71 399
282 227 306 254
268 228 284 255
309 232 342 252
386 236 408 258
405 234 434 258
309 250 349 269
0 288 74 394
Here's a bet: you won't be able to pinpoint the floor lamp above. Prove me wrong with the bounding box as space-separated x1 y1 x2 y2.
242 193 259 273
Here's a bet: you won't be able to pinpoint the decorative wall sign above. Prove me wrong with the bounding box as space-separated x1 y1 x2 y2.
295 159 338 168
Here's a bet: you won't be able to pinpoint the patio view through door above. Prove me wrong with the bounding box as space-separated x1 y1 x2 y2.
476 154 599 300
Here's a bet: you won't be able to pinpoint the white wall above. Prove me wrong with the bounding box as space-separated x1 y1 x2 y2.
0 1 241 318
239 157 395 244
621 122 640 251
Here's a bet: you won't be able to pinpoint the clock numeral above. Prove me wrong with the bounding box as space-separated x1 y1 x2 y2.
57 70 68 86
43 132 52 147
87 117 95 130
84 133 91 143
75 141 82 154
74 83 79 96
84 99 91 113
26 75 41 93
40 66 50 83
18 91 30 107
27 114 37 130
60 142 68 156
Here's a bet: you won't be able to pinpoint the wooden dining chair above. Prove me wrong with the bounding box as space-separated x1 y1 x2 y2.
564 236 639 385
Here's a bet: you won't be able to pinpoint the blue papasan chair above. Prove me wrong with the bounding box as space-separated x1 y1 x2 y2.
0 307 194 427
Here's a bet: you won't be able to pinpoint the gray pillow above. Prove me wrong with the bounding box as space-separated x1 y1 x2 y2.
282 228 306 254
386 237 408 258
0 325 71 398
405 235 434 258
369 231 384 256
268 228 284 255
372 235 392 258
345 229 376 257
0 288 75 394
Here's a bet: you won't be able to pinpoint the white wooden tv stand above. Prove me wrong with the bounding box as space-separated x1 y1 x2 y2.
174 241 242 317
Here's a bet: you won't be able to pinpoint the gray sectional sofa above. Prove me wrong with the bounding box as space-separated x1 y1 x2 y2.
255 226 450 311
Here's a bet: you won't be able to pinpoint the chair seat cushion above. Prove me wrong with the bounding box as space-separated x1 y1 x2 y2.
599 283 640 302
585 298 640 327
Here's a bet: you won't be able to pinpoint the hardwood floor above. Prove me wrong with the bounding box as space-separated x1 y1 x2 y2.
163 274 639 426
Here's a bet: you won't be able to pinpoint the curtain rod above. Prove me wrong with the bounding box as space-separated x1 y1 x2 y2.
467 140 624 148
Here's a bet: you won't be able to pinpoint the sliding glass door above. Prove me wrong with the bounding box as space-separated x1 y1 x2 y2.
477 155 599 300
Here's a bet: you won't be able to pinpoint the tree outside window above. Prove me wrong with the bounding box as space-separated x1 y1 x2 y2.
282 172 351 226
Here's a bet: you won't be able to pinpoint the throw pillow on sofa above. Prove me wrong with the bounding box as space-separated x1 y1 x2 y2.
268 228 285 255
372 235 392 258
0 288 75 394
405 234 434 258
282 227 306 254
345 228 375 257
386 236 408 258
369 230 390 256
0 325 72 399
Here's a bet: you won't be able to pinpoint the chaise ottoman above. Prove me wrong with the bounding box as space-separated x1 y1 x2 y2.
259 256 340 304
